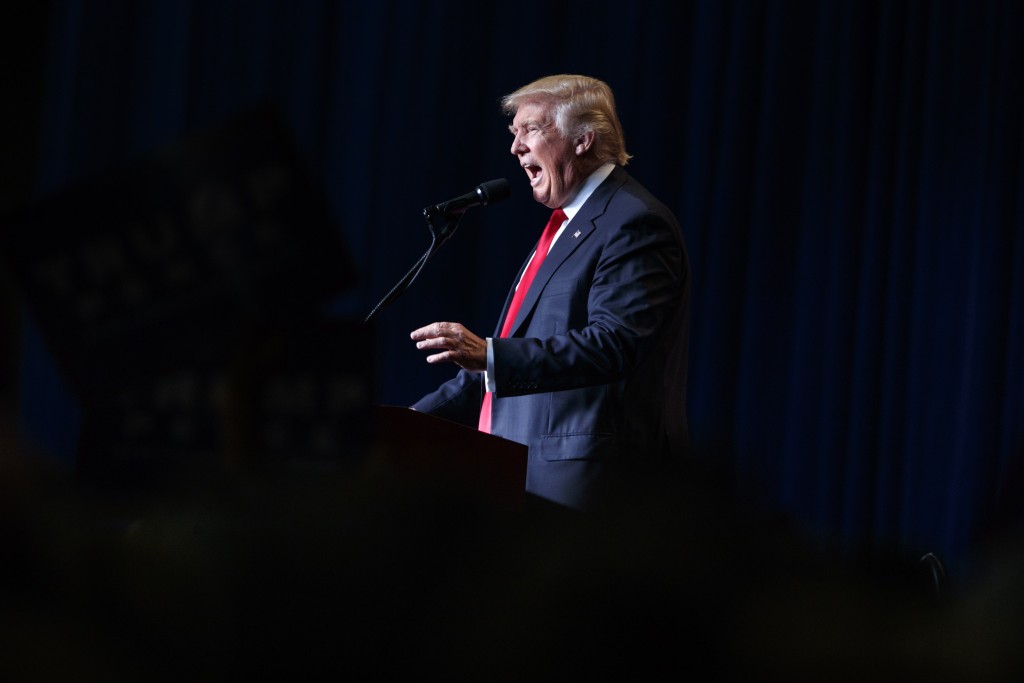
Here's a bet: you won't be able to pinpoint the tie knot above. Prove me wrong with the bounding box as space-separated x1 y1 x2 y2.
546 208 567 233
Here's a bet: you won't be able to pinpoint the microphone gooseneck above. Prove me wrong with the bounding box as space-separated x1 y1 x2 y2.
365 179 511 324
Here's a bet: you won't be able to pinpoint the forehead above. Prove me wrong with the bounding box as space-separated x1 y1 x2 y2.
510 101 553 128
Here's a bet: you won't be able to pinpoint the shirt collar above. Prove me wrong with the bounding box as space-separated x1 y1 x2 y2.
561 163 615 222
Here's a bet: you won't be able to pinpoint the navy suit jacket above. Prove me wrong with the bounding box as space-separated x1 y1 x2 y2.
412 166 690 509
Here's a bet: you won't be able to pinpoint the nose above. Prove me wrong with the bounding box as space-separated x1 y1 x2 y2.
510 133 525 155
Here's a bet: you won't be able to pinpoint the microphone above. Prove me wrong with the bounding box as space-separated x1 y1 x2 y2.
424 178 511 219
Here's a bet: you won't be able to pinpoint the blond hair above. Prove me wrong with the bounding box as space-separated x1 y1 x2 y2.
501 74 631 166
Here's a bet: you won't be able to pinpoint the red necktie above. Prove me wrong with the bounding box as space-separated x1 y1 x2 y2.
478 208 566 433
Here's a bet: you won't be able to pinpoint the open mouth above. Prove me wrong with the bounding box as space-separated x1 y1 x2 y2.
524 164 543 185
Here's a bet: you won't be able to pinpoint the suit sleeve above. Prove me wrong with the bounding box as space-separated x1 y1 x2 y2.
491 209 685 397
410 368 484 427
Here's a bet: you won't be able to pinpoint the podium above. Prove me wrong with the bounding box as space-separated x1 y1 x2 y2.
371 405 527 508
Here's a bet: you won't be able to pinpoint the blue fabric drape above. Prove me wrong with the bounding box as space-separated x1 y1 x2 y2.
15 0 1024 577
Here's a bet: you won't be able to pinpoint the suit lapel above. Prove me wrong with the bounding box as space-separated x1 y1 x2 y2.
505 168 628 337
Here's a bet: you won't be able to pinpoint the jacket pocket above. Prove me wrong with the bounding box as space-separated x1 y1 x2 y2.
542 277 581 298
537 432 616 461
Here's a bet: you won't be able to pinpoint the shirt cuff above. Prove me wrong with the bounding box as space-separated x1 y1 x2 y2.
484 337 496 393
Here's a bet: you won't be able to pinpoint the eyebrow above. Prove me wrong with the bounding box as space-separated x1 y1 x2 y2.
509 118 545 134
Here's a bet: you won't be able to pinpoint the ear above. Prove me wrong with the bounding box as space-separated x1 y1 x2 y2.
574 130 596 156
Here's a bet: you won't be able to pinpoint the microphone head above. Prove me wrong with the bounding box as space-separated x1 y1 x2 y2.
477 178 511 205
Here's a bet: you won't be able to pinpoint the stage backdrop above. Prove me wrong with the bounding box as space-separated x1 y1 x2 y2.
7 0 1024 578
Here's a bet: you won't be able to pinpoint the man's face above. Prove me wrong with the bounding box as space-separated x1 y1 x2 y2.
509 101 583 209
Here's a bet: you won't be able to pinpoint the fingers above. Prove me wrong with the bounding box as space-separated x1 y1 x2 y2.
424 350 452 364
410 322 486 372
410 321 450 342
411 322 452 351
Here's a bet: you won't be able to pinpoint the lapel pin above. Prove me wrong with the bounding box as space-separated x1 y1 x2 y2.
573 229 581 238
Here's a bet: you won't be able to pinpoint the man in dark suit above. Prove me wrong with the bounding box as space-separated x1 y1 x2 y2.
410 74 690 510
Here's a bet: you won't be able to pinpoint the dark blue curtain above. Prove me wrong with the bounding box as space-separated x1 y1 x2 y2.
14 0 1024 578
